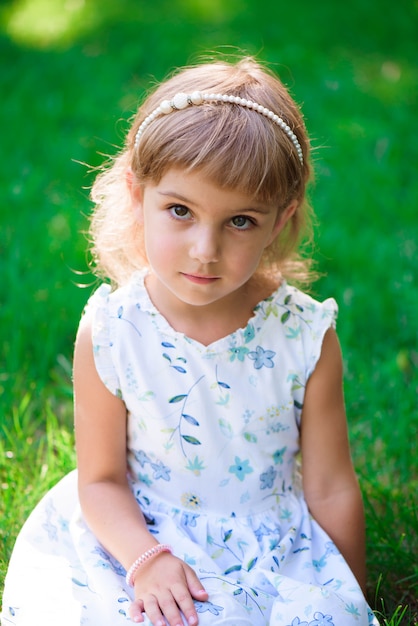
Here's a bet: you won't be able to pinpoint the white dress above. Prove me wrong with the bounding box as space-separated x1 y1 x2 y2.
1 272 379 626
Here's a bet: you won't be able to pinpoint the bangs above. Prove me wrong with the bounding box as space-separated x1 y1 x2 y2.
134 102 303 208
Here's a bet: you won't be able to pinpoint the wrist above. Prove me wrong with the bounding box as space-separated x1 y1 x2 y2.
126 544 173 587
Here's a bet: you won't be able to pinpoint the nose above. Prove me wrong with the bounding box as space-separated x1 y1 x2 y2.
189 225 219 263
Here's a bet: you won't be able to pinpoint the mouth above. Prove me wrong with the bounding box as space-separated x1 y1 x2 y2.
181 273 220 285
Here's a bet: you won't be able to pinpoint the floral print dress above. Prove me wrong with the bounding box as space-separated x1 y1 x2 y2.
1 272 379 626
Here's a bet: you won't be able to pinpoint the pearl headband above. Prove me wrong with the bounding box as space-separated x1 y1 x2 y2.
134 91 304 165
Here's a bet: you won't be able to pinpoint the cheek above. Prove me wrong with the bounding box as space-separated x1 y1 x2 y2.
227 244 263 275
144 228 179 266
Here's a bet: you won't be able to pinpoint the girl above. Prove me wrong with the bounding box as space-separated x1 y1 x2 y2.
2 56 379 626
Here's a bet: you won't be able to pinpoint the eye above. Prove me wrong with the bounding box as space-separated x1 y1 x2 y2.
169 205 191 220
230 215 254 230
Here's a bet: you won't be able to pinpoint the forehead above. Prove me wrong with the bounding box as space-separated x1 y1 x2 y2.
144 168 277 212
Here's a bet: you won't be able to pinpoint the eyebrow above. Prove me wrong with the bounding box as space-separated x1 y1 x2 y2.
157 190 272 214
158 190 193 203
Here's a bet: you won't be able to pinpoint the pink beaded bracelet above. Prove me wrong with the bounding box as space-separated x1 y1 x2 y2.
125 544 172 587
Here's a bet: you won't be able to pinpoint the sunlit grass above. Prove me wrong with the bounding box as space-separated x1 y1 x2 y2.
1 0 117 48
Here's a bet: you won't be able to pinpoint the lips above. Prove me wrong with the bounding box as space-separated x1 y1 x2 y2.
181 273 220 284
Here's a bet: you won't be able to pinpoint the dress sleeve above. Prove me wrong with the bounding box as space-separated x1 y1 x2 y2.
83 283 122 398
305 296 338 381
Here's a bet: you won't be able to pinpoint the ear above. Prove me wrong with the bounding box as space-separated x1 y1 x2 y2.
266 200 298 246
126 167 144 222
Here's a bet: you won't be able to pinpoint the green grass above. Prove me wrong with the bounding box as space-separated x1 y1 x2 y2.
1 0 417 623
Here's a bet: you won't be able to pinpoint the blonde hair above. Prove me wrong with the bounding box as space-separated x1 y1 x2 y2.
90 56 316 287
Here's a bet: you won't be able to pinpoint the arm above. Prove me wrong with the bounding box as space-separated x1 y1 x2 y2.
73 312 207 625
300 328 366 594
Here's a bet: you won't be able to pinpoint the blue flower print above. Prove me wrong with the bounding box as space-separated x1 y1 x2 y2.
92 547 126 576
324 541 340 556
254 522 277 541
260 466 277 489
181 512 199 527
288 618 309 626
243 323 255 343
242 409 254 424
229 346 250 362
184 554 197 566
151 461 171 481
229 456 254 481
273 447 287 464
195 600 224 616
310 612 335 626
138 473 152 486
248 346 276 369
134 450 151 467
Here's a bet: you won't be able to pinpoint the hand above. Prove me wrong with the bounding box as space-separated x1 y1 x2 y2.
129 551 209 626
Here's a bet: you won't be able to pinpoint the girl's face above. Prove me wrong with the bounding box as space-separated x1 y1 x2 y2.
133 168 295 318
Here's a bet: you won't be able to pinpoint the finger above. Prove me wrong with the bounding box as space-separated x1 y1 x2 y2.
170 584 200 626
130 598 145 623
144 592 180 626
185 569 209 602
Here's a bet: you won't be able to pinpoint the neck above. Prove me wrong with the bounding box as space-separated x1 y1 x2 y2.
144 272 280 346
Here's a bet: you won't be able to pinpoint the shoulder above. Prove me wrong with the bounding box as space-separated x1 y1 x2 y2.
84 271 149 319
260 281 338 332
266 283 339 381
77 273 148 398
280 283 338 320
